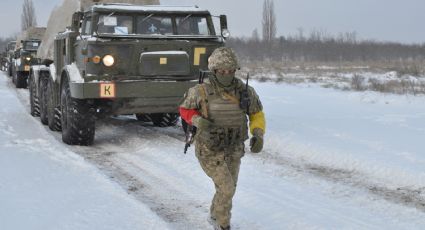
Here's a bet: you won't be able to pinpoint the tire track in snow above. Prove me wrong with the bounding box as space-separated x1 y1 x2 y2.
252 151 425 213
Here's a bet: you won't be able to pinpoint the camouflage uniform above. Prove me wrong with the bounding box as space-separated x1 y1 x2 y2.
180 47 265 229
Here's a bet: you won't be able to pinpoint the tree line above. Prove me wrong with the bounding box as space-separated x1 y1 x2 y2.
227 32 425 63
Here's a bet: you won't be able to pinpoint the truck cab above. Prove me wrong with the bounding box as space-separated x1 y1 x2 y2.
30 4 230 145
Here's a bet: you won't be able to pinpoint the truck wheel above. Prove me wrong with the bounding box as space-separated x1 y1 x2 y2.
8 64 12 77
135 113 151 122
15 72 28 88
12 71 16 84
150 113 179 127
61 78 95 146
29 73 40 117
39 77 48 125
47 79 61 131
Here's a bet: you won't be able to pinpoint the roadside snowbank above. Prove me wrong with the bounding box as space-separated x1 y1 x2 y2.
0 74 169 230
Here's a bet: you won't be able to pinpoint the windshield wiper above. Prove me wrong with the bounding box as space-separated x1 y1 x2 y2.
98 12 115 25
180 14 192 23
140 14 154 23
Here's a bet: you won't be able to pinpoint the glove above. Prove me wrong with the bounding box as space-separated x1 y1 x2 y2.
250 128 264 153
192 115 213 130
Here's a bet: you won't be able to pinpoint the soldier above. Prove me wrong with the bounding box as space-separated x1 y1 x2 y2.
179 47 265 230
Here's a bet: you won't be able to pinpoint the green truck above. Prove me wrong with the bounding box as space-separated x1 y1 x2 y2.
12 39 42 88
30 4 230 145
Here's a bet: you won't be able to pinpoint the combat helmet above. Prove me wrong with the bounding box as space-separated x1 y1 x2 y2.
208 47 239 71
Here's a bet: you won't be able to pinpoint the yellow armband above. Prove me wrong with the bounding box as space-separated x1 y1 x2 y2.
249 111 266 135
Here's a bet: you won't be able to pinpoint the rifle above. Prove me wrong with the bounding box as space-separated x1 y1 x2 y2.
183 70 209 153
240 73 251 113
184 124 197 154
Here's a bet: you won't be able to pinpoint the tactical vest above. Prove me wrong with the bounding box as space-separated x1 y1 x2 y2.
196 82 248 150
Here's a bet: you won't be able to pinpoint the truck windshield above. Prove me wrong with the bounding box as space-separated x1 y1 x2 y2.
8 43 16 51
96 13 212 36
24 41 40 51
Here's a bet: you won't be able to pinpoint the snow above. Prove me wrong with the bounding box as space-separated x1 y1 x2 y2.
49 64 57 81
1 69 425 229
92 4 207 13
67 63 84 83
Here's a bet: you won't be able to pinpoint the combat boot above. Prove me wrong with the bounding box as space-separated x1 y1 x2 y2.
208 215 230 230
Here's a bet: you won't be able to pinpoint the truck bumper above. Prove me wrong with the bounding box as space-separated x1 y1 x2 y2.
69 80 197 114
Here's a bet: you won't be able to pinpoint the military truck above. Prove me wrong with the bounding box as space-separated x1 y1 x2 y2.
29 3 230 145
6 41 16 76
11 27 46 88
12 39 42 88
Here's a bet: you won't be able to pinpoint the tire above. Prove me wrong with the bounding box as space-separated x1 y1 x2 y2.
12 70 16 84
135 113 151 122
8 63 12 77
15 72 28 88
29 73 40 117
61 78 95 146
150 113 179 127
47 79 61 131
39 77 48 125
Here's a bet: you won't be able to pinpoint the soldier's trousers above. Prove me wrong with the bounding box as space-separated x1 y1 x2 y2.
195 142 244 228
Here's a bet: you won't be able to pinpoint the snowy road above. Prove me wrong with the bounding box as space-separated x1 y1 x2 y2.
1 71 425 230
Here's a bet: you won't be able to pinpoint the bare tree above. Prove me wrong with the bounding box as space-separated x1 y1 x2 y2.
21 0 37 31
262 0 276 44
252 28 260 42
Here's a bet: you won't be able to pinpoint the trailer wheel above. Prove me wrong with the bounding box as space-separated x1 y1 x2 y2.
47 79 61 131
61 78 95 146
29 73 40 117
7 63 12 77
150 113 179 127
15 72 28 88
39 77 48 125
135 113 151 122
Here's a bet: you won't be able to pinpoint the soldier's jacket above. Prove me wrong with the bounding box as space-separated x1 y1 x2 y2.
180 74 265 150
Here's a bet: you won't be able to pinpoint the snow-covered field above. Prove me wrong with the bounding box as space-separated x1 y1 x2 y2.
1 70 425 230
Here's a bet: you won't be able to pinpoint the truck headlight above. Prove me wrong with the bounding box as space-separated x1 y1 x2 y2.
222 29 230 38
103 55 115 67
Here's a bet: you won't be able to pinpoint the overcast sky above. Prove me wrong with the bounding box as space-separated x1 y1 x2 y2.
0 0 424 44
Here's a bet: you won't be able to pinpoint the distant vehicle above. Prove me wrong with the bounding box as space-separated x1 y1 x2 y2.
12 39 42 88
5 41 16 76
0 52 6 71
30 4 230 145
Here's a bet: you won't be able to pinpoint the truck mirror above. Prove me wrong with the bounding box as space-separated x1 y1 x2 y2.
219 15 230 38
72 11 83 31
220 15 227 30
